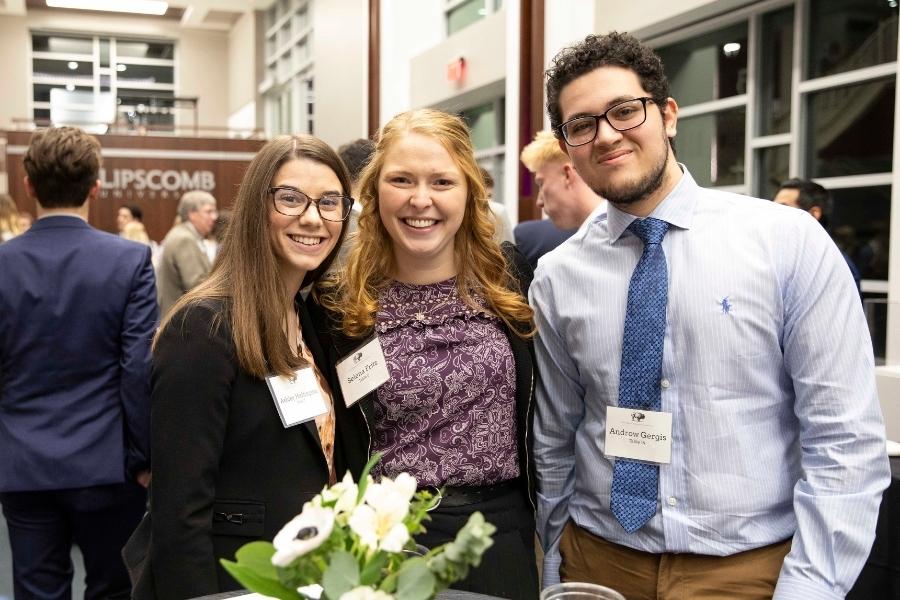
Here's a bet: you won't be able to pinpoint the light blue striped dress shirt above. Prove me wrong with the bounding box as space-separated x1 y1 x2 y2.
530 169 890 599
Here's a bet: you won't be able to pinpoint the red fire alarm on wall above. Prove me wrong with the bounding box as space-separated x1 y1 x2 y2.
446 57 466 85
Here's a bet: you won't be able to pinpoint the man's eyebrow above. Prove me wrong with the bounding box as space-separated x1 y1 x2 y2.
564 95 645 120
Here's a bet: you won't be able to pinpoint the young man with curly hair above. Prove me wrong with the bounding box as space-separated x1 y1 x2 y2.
531 31 888 599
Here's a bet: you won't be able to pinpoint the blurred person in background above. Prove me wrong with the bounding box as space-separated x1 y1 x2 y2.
0 193 22 242
517 131 605 269
479 166 515 244
156 190 217 317
774 178 861 294
117 205 143 235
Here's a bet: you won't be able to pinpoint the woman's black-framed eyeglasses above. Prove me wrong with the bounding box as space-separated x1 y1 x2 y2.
557 97 655 147
269 186 354 222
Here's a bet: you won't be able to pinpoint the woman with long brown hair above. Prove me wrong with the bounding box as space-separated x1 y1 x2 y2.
314 108 539 598
140 135 353 599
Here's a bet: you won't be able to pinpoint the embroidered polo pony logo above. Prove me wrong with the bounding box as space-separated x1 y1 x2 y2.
719 296 732 315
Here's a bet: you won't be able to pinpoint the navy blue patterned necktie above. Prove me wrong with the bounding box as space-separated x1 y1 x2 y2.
610 217 670 533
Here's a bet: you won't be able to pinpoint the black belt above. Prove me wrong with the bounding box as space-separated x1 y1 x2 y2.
419 479 520 509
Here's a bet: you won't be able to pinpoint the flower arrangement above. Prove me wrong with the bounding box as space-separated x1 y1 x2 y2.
221 455 496 600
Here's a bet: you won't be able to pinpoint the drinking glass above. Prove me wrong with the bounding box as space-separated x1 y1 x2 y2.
540 582 627 600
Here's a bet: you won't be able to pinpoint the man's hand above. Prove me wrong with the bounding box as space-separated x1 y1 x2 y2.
136 470 152 488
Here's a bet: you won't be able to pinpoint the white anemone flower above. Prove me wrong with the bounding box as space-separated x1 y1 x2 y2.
271 505 335 567
339 586 395 600
348 472 417 552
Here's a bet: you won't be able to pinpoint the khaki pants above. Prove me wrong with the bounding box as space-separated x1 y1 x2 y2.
559 520 791 600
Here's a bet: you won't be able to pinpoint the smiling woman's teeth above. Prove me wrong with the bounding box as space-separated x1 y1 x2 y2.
404 218 437 228
288 234 322 246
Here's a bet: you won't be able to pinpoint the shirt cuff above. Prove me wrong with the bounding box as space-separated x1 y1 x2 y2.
773 575 844 600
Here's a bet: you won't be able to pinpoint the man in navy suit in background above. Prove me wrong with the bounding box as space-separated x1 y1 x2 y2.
0 126 157 599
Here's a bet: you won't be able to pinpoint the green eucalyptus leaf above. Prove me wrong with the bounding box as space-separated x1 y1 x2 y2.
321 550 360 599
220 559 299 600
359 552 390 586
233 541 280 580
394 557 436 600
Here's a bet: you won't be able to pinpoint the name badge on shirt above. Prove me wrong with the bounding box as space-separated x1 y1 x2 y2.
336 336 390 407
265 368 328 428
605 406 673 464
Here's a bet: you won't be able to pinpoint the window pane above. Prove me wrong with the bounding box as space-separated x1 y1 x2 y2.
116 40 174 60
807 78 894 177
755 145 789 200
33 58 93 78
675 108 745 187
32 34 92 55
862 293 888 365
447 0 485 36
116 63 174 85
461 101 500 151
99 39 110 68
807 0 898 79
656 22 748 106
830 185 890 281
759 8 794 135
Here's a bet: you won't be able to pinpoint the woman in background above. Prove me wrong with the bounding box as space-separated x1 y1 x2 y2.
314 108 539 599
139 135 353 599
0 194 22 242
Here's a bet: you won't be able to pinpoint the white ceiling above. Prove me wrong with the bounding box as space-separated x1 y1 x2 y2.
1 0 278 31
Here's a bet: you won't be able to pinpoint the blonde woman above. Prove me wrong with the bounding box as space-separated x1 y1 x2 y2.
137 135 353 599
0 194 22 242
314 109 539 599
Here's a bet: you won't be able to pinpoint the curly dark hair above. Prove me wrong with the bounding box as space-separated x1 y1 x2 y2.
546 31 670 135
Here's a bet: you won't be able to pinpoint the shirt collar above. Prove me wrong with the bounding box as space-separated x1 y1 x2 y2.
606 164 698 243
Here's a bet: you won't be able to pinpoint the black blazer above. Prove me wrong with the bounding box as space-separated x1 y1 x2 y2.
309 244 538 505
146 298 332 599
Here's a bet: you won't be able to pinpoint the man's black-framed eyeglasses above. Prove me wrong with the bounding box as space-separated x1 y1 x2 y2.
557 97 655 147
269 186 354 222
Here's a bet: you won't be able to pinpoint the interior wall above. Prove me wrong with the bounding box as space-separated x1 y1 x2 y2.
379 0 443 126
313 0 368 148
228 10 256 131
177 29 230 128
0 15 32 129
410 9 506 110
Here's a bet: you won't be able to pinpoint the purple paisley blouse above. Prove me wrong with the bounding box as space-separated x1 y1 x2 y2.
371 277 519 487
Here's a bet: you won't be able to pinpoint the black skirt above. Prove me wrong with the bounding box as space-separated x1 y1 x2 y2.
414 483 539 600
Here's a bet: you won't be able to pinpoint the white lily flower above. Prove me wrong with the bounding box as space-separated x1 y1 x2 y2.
349 472 416 552
271 505 335 567
297 584 323 599
339 586 395 600
331 472 361 516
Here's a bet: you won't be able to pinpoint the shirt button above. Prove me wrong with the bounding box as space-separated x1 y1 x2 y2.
667 496 677 507
661 378 671 389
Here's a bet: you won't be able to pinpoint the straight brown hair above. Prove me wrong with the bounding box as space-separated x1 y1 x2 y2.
155 135 351 379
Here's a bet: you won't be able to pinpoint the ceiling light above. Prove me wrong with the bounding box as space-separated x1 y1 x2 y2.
45 0 168 16
117 63 127 72
67 61 78 70
65 83 75 91
722 42 741 57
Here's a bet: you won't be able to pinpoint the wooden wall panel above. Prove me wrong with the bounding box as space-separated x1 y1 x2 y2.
5 131 265 242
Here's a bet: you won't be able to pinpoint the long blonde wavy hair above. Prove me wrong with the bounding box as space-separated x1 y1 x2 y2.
320 108 533 338
155 135 351 379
